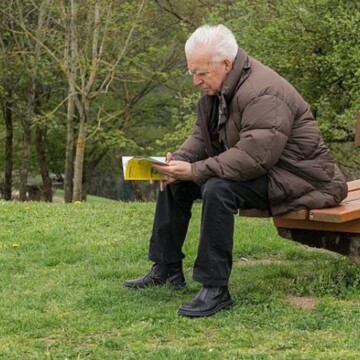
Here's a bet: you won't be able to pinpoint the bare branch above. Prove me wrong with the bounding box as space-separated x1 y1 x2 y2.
153 0 195 26
86 107 126 140
85 2 100 95
98 0 147 94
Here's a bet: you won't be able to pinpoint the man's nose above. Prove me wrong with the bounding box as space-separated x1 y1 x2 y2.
193 74 203 86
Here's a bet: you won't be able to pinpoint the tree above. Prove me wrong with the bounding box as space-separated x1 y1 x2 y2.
1 96 13 200
61 0 151 201
0 24 15 200
72 0 202 200
1 0 56 201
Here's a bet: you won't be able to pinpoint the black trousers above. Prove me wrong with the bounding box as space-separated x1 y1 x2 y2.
149 176 269 286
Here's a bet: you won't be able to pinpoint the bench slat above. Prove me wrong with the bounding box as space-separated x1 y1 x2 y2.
239 208 309 220
276 209 308 220
347 179 360 192
342 189 360 203
238 209 271 218
308 200 360 223
274 217 360 234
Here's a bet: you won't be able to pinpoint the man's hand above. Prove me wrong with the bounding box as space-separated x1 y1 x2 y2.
153 161 192 181
150 152 193 191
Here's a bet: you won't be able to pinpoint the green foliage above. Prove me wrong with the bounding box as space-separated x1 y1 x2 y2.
156 91 199 152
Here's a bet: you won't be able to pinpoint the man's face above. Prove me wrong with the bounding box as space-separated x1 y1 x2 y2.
187 49 232 96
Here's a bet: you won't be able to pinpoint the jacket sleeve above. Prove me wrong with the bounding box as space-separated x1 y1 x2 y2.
191 94 294 183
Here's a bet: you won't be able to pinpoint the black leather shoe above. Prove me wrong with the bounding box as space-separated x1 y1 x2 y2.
123 263 186 289
178 286 234 318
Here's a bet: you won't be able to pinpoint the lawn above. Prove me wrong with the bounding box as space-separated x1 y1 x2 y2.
0 198 359 359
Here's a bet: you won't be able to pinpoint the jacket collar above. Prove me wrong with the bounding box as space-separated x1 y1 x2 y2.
221 48 250 103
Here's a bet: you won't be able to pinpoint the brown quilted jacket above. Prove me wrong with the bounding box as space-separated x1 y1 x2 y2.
173 48 348 215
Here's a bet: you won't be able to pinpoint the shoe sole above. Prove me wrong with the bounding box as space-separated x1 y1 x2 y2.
123 280 186 290
178 299 234 318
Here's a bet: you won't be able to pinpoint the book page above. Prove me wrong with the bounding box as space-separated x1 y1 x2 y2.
122 156 168 180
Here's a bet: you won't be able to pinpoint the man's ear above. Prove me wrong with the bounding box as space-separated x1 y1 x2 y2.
224 59 233 73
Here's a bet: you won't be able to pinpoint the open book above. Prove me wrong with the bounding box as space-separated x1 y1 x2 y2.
122 156 168 180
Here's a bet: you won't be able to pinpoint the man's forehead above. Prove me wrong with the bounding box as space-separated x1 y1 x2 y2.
187 45 213 59
187 51 213 69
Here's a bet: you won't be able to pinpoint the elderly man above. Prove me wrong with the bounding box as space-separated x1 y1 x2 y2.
123 24 347 318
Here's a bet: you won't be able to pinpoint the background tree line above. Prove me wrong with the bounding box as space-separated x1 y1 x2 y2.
1 0 359 202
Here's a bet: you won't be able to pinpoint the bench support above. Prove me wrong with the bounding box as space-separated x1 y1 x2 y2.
277 227 360 264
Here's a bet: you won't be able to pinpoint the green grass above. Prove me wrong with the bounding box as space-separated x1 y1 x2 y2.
0 198 359 359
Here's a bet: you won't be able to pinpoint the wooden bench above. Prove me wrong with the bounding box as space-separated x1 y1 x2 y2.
239 180 360 263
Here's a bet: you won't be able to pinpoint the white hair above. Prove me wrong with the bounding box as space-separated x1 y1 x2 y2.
185 24 238 62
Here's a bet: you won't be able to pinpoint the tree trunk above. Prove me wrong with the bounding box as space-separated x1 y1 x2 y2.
130 182 146 201
35 126 53 202
2 100 13 201
17 0 49 202
63 0 78 203
19 116 31 201
73 113 87 201
64 87 75 203
81 168 87 201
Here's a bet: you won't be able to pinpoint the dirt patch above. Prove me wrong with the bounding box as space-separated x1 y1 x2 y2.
284 296 318 311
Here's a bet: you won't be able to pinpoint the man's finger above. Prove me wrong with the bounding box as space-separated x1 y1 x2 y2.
166 152 173 162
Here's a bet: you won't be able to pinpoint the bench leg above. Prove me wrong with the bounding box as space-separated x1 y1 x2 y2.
277 227 360 264
349 234 360 264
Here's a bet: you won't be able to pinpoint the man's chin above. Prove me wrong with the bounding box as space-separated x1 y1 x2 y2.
202 89 216 96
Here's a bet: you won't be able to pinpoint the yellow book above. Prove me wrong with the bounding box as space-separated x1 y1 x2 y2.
122 156 168 180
